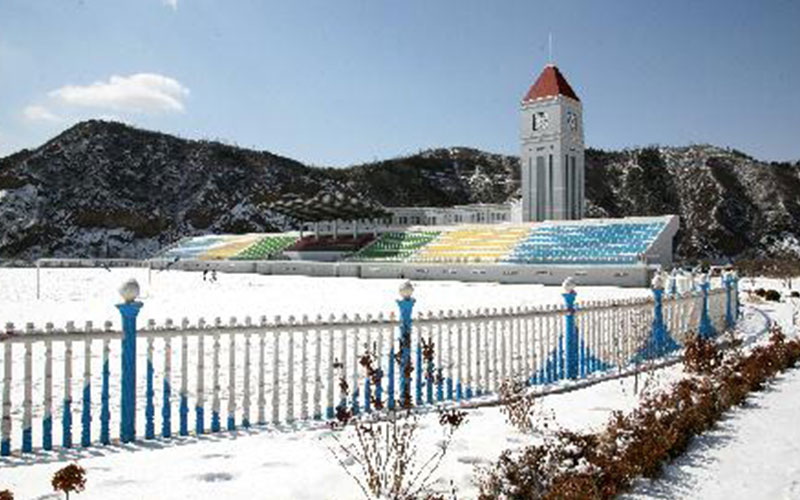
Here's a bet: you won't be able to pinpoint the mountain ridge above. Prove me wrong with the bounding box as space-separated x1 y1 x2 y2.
1 120 799 261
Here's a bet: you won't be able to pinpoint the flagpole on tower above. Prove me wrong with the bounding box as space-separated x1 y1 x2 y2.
548 32 553 65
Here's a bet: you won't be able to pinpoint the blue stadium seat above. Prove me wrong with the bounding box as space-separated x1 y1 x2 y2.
505 222 666 265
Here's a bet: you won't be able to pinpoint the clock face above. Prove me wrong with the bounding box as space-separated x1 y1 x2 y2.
532 111 549 132
566 111 578 133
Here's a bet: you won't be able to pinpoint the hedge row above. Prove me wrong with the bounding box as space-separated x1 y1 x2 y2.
477 327 800 499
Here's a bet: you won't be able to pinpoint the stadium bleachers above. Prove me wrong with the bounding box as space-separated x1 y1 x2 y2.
505 221 665 265
351 231 440 262
286 234 375 253
154 218 672 268
201 234 265 260
159 235 232 260
232 235 298 260
157 234 297 261
411 226 530 263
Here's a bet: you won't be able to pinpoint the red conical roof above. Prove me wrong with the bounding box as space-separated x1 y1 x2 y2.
522 65 580 102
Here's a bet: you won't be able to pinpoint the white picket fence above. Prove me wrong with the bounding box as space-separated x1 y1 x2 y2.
0 285 731 455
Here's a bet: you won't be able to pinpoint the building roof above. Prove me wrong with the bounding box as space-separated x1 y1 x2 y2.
522 64 580 103
268 191 390 223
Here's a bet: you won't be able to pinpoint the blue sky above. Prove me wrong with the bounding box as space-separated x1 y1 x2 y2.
1 0 798 166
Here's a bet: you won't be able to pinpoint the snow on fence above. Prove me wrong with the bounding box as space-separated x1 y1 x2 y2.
0 273 739 456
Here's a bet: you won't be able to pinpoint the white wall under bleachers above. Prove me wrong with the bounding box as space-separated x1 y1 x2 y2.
151 258 652 287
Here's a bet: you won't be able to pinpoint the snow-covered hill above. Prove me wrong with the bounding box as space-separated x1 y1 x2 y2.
1 120 798 260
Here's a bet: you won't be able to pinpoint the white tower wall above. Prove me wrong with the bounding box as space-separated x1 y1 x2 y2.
520 88 585 221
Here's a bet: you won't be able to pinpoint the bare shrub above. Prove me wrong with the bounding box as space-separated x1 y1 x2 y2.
52 464 86 500
0 490 13 500
683 336 722 375
328 345 466 500
498 378 537 434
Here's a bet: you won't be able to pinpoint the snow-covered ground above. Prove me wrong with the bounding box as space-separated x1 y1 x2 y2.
623 281 800 500
0 268 654 450
1 360 690 500
0 267 651 327
0 269 793 499
625 367 800 500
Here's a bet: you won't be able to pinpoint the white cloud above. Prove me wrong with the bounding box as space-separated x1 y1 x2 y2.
162 0 178 10
22 105 62 123
49 73 189 114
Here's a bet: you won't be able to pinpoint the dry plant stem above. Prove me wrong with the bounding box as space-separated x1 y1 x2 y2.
327 343 465 500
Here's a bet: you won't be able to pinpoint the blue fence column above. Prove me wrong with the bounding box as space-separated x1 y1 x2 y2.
562 278 579 380
116 279 143 444
639 273 679 360
698 276 714 340
397 281 416 409
387 344 396 411
724 272 735 329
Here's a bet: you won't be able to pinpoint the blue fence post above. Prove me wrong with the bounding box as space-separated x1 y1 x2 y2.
733 271 740 320
562 278 579 380
116 279 143 444
387 344 396 411
397 281 416 409
698 275 714 340
101 325 111 445
724 271 735 329
415 329 423 406
650 272 678 357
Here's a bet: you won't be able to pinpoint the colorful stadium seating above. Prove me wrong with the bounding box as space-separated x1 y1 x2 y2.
232 235 298 260
505 222 665 265
411 226 529 263
202 234 265 260
158 234 298 261
159 235 232 260
155 219 670 266
286 234 375 253
350 231 440 262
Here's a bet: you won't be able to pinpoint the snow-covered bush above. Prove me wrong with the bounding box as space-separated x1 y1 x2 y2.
477 327 800 499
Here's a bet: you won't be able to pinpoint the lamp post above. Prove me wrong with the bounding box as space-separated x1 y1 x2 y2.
117 279 143 443
397 281 415 409
562 277 578 380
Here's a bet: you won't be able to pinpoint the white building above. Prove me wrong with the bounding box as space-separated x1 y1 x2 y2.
520 64 585 221
382 63 585 227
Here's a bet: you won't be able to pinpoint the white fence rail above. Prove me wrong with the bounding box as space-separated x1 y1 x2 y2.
0 282 734 456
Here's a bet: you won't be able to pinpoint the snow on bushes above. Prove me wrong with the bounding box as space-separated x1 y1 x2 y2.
477 327 800 500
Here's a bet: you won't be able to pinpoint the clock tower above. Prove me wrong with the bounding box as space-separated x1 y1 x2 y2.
520 64 584 221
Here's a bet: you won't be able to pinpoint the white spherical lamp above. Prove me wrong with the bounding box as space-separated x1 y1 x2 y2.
119 279 140 303
399 280 414 300
562 277 576 294
651 272 666 290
